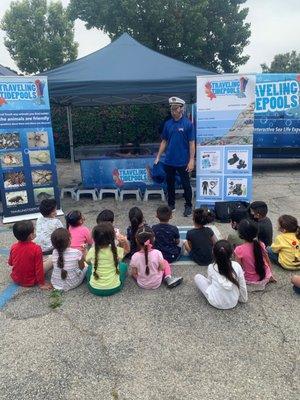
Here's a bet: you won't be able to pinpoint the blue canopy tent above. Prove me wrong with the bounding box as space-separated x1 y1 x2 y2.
45 33 213 176
0 65 18 76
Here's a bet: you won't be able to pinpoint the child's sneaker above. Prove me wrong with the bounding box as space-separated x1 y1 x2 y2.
164 275 183 288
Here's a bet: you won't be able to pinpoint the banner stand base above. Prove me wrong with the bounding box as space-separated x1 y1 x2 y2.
2 209 64 225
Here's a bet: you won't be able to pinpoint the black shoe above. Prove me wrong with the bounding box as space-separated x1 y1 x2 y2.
164 276 183 289
183 205 192 217
169 205 176 212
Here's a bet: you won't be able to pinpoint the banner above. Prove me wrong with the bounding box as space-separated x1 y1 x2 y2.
80 156 163 190
254 73 300 154
0 76 61 223
196 74 256 206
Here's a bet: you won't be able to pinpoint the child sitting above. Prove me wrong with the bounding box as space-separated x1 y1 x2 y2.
152 205 181 263
8 221 51 289
35 199 63 253
234 219 275 289
291 275 300 294
227 207 249 249
66 210 93 251
51 228 87 291
268 215 300 270
130 226 183 289
86 222 130 296
250 201 273 247
127 207 147 258
204 209 222 241
185 208 217 266
96 209 115 225
96 209 121 239
194 240 247 309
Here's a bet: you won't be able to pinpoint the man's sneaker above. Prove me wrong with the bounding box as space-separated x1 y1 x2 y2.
183 205 192 217
164 276 183 289
169 206 176 212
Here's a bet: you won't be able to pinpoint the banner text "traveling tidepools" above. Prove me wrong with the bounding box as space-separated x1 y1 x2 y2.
0 83 37 100
255 80 299 112
211 81 241 95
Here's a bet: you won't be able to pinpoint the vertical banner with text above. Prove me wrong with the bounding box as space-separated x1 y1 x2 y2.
254 73 300 154
196 74 256 206
0 76 60 223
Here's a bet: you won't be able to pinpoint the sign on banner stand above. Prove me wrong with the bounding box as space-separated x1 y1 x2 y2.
254 73 300 156
0 76 62 224
196 74 256 208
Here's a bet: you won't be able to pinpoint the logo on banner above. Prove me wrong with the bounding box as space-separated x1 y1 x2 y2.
204 77 248 100
0 79 45 106
255 77 300 113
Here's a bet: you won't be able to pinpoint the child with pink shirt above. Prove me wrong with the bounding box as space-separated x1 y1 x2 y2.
234 219 276 289
66 210 93 251
130 226 183 289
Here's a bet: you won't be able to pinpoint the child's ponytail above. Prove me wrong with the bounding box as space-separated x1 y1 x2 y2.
253 238 266 281
57 248 67 280
110 237 120 275
129 207 144 238
51 228 70 281
135 226 154 276
144 243 149 275
93 241 100 280
213 240 239 288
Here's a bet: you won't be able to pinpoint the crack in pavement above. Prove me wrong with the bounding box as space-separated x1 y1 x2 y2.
257 284 299 393
59 310 122 399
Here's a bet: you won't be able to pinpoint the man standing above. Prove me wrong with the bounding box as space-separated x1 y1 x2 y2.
155 97 195 217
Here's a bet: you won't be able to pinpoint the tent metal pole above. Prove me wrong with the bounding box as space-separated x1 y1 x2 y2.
66 105 76 182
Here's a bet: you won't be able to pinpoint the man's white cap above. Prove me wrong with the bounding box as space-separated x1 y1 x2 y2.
168 96 185 106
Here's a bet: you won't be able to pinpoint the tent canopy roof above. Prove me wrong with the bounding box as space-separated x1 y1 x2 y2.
45 33 213 105
0 64 18 76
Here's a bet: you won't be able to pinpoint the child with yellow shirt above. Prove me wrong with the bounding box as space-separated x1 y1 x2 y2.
268 215 300 270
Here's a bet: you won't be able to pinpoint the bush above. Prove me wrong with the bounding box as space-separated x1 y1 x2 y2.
51 104 169 158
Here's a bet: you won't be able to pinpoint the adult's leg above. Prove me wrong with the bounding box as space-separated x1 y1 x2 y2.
194 274 210 299
164 164 176 208
176 166 192 207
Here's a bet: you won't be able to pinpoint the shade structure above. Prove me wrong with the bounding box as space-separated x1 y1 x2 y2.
0 65 17 76
45 33 213 106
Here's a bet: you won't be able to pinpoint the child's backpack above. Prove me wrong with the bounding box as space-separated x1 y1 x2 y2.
215 201 250 223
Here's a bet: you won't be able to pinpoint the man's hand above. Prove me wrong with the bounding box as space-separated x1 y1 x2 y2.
186 159 195 172
154 156 160 165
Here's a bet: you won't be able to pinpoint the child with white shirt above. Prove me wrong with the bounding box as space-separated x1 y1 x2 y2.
51 228 87 291
194 240 247 310
35 199 63 253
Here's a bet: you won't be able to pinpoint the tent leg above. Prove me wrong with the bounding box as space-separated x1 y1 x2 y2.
66 105 76 182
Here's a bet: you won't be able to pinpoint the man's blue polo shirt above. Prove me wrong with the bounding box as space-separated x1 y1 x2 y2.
162 116 195 167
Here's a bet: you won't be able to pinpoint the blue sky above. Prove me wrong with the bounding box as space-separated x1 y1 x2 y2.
0 0 299 73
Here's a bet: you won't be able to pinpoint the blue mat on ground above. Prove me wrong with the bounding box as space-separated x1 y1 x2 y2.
0 248 9 256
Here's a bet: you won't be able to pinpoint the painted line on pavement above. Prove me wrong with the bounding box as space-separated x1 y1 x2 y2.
0 283 20 310
0 248 9 256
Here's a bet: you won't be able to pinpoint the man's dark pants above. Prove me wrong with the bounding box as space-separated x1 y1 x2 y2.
164 164 192 208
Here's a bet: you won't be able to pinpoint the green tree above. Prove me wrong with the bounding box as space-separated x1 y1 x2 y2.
1 0 78 74
68 0 250 72
261 51 300 73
